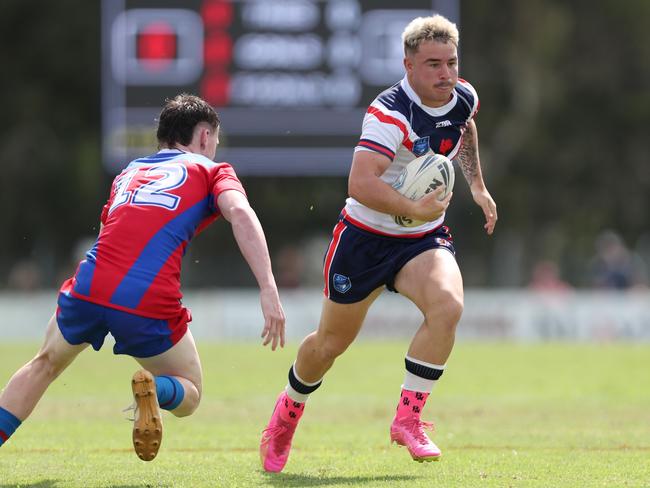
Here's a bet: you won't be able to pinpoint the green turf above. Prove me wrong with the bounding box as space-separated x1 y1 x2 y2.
1 341 649 487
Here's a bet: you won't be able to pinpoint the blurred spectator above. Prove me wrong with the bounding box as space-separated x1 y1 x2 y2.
634 232 650 284
275 244 306 288
590 230 648 289
7 259 42 291
528 260 572 293
301 234 332 287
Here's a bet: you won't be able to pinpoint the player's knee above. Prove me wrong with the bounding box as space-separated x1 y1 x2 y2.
425 289 464 330
171 400 198 417
169 380 201 417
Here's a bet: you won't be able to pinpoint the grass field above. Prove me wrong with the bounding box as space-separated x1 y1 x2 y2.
0 341 649 487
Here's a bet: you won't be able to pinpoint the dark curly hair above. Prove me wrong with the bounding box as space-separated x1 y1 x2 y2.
156 93 220 148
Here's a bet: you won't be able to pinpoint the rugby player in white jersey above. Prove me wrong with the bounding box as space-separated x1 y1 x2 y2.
260 14 497 471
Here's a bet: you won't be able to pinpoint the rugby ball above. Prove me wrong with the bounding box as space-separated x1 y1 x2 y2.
391 153 455 227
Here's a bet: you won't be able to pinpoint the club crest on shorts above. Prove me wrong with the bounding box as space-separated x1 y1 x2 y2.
333 273 352 294
412 137 430 157
435 237 450 247
435 237 455 254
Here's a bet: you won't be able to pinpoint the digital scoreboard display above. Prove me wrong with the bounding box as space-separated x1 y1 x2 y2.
102 0 458 175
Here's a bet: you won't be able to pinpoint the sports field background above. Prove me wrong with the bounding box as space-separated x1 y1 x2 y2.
1 341 649 487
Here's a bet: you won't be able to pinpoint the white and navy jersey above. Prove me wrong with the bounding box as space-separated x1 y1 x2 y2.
343 76 479 236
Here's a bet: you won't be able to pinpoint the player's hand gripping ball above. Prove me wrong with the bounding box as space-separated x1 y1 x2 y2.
392 153 455 227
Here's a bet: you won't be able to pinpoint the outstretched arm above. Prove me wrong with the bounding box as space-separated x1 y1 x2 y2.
217 190 286 350
457 119 498 235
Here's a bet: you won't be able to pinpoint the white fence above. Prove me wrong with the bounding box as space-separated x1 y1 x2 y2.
1 289 649 341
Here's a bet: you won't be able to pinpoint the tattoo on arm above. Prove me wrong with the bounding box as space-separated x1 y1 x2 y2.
458 125 479 185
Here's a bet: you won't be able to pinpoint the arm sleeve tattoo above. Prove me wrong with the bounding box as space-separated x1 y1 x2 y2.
457 124 479 186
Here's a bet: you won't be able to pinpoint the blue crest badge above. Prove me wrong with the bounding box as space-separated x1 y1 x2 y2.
412 136 430 156
333 273 352 294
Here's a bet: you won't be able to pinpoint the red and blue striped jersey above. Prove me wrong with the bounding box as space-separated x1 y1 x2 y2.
60 149 246 319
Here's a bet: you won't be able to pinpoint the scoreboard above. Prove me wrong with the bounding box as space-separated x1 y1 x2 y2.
102 0 458 175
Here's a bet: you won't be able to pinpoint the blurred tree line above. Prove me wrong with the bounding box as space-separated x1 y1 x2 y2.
0 0 648 290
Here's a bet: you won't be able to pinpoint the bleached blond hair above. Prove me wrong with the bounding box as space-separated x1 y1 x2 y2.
402 15 459 55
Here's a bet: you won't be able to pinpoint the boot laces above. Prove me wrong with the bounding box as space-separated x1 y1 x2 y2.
403 417 435 445
262 421 293 455
122 402 138 422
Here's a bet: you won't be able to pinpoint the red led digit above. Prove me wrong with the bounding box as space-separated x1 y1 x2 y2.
137 22 177 69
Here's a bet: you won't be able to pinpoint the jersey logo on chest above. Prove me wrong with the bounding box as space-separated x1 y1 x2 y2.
439 138 454 155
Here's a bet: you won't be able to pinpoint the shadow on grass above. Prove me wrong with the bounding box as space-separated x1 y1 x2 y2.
0 482 60 488
262 473 422 486
0 484 172 488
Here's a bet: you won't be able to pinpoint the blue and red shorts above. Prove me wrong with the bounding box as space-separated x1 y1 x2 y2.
323 216 456 304
56 292 191 358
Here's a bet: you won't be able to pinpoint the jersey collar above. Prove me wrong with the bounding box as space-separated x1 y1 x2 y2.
400 76 457 116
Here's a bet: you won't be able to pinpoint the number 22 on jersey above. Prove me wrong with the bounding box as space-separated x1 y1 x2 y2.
108 164 188 215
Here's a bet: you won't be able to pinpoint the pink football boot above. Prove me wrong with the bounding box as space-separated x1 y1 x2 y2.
390 415 441 462
260 391 304 472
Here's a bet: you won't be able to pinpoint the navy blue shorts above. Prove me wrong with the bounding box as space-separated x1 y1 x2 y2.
56 292 191 358
323 216 456 304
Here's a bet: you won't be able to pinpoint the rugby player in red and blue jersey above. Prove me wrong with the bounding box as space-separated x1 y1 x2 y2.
0 94 285 461
260 15 497 471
